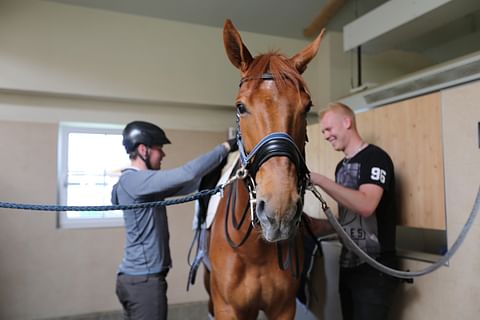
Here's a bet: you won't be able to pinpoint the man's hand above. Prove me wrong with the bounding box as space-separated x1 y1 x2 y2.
225 138 238 152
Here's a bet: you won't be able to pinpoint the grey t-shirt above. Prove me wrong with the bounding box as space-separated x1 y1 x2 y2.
111 144 229 275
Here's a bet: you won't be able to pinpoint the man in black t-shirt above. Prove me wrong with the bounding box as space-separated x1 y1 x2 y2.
310 102 398 320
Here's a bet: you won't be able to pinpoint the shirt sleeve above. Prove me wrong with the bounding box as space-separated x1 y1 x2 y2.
358 147 393 191
121 144 229 199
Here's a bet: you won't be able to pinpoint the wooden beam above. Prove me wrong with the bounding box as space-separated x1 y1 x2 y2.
303 0 345 38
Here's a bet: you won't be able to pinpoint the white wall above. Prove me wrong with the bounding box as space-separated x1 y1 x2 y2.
0 1 327 319
0 1 424 127
318 31 434 104
0 0 462 319
0 121 227 319
0 0 325 122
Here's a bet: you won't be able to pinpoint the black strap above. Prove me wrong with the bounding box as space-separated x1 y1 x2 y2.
276 238 301 278
239 72 275 87
224 180 255 248
249 137 309 180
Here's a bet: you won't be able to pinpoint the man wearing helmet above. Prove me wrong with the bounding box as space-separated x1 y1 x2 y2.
112 121 236 320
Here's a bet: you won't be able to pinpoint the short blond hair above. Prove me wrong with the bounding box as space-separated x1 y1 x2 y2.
319 102 357 129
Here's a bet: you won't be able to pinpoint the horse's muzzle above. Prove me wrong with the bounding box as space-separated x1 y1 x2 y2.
256 198 299 242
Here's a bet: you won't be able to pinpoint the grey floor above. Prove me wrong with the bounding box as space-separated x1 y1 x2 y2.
43 301 209 320
42 299 319 319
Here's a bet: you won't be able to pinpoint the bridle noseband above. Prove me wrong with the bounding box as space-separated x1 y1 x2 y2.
237 132 309 183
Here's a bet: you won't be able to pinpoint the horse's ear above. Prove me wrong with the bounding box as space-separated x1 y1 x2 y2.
289 29 325 74
223 19 253 73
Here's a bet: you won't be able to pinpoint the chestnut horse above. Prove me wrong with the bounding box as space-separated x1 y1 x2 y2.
206 20 323 320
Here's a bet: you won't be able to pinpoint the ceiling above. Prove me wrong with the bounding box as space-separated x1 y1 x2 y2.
47 0 387 39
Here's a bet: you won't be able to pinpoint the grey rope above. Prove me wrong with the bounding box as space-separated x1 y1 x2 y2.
0 185 223 212
308 183 480 279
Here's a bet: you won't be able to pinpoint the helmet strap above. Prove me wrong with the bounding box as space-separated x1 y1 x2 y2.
138 147 153 170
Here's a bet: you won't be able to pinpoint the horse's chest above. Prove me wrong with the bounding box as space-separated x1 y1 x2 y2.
245 268 296 296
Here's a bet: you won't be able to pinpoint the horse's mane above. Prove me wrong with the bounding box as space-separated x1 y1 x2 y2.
246 52 310 96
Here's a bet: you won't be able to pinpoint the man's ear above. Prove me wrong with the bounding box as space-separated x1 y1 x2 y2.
342 116 353 129
137 144 147 156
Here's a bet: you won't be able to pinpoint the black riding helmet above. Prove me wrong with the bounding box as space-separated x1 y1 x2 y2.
122 121 171 153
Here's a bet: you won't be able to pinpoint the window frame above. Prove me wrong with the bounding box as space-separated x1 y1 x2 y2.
57 122 126 229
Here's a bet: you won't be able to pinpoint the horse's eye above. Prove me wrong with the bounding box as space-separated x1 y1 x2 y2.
305 101 313 113
236 102 248 115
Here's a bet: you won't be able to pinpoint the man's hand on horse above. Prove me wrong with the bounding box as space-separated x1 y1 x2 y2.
225 138 239 152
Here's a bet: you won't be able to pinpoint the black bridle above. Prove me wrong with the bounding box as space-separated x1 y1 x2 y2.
222 72 311 277
235 72 310 228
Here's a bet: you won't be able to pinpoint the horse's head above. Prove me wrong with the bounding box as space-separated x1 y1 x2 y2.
223 19 324 242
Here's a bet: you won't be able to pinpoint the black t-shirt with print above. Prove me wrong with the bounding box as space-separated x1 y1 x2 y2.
335 144 396 268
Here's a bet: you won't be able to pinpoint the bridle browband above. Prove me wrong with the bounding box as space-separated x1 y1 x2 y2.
239 72 276 87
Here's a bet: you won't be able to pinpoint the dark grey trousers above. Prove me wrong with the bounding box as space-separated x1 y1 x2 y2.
339 264 398 320
116 272 168 320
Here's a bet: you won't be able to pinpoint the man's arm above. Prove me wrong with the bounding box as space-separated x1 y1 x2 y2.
309 172 383 217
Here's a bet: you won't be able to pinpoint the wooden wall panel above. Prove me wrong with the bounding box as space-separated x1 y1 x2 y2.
372 93 445 229
304 123 343 218
305 92 446 229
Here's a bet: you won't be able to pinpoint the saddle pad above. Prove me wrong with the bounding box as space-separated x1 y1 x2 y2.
205 151 239 229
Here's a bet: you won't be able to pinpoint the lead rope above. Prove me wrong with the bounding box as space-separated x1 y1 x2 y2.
307 182 480 279
0 186 225 211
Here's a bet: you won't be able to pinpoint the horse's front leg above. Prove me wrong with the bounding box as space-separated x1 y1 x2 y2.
212 303 259 320
261 266 300 320
264 300 296 320
210 276 260 320
203 269 215 317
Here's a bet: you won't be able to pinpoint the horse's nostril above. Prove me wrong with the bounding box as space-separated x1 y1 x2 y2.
256 200 276 225
267 215 276 225
257 200 265 213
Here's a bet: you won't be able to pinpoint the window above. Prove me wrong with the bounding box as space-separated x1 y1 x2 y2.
58 123 129 228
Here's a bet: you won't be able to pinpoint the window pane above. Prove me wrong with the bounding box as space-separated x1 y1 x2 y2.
58 124 129 228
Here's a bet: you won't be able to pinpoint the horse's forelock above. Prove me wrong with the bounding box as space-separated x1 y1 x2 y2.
246 52 308 94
